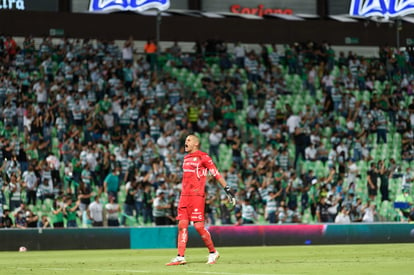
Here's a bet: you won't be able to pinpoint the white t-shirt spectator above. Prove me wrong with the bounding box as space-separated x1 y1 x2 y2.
105 202 120 221
335 212 351 224
347 161 359 186
305 145 317 161
286 114 301 134
362 205 375 222
88 200 103 223
209 131 223 146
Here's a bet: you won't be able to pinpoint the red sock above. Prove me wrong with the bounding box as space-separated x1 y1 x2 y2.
177 220 189 256
194 222 215 253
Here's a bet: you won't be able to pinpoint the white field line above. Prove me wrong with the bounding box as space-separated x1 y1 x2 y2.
15 267 149 273
15 266 298 275
186 272 291 275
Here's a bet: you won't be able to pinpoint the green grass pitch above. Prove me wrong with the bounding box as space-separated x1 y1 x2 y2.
1 244 413 275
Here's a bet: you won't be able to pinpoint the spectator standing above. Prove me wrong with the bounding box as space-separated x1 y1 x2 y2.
293 127 309 168
372 105 388 144
401 167 413 192
7 173 22 211
121 179 138 226
244 52 260 83
37 178 54 204
264 190 279 223
87 195 104 227
362 202 377 222
105 195 121 227
209 126 222 162
64 196 80 228
378 160 390 202
78 180 92 225
103 167 120 202
134 181 146 223
346 159 359 192
144 38 157 71
142 183 154 224
22 165 38 206
122 36 134 65
153 189 172 225
233 42 246 68
367 162 379 202
316 196 331 223
269 44 280 68
241 198 257 224
51 198 65 228
306 65 317 97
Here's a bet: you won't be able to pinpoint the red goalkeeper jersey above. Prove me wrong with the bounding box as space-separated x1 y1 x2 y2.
181 150 222 197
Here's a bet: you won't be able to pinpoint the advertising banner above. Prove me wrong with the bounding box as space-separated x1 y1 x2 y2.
349 0 414 18
0 0 59 12
71 0 187 13
202 0 317 16
88 0 170 13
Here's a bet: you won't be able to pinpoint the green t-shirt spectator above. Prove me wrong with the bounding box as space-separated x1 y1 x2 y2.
222 104 235 120
65 203 78 221
72 158 83 175
52 209 64 224
99 98 112 113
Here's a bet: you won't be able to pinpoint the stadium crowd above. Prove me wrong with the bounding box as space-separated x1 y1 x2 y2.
0 35 413 229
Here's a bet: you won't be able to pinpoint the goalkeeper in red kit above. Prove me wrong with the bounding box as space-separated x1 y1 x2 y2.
166 135 236 265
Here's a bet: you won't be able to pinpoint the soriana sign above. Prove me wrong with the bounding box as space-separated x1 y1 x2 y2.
203 0 316 15
230 4 293 16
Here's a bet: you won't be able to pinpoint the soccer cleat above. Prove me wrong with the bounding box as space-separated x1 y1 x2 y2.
166 256 187 266
206 251 220 264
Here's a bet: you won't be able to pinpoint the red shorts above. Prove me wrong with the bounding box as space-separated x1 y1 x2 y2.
177 195 205 222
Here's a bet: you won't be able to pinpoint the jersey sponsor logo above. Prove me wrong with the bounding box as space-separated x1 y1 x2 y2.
183 169 195 173
89 0 170 13
191 215 204 220
196 166 220 178
349 0 414 18
191 209 202 220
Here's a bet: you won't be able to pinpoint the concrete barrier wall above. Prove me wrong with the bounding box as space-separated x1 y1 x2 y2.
1 223 413 251
0 10 412 46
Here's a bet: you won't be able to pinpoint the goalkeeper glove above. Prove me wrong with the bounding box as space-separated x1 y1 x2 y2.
224 186 236 206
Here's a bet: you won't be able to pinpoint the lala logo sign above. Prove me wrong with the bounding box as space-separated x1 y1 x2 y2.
89 0 170 13
350 0 414 18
